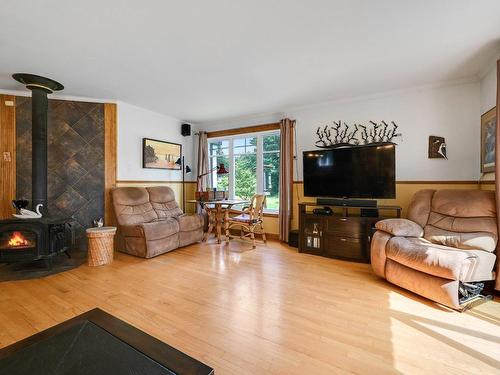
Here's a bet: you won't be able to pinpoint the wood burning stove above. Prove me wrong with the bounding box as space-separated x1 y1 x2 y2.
0 218 72 265
0 74 74 267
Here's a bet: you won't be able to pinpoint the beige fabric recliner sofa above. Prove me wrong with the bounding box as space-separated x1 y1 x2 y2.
112 186 203 258
371 189 497 309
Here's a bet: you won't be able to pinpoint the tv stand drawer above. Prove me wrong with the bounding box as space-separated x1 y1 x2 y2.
325 216 365 237
323 235 368 263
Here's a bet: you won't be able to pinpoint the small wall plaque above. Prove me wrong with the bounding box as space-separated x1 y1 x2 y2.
428 136 447 159
3 152 11 162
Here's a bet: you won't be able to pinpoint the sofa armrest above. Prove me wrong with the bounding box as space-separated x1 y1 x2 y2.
375 218 423 237
119 224 145 237
175 213 204 232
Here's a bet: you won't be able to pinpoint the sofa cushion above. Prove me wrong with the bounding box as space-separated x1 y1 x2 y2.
425 213 498 238
112 187 158 225
176 214 203 232
375 219 423 237
386 237 496 282
407 189 435 228
431 189 496 218
147 186 183 219
424 225 497 253
423 189 498 252
141 218 179 241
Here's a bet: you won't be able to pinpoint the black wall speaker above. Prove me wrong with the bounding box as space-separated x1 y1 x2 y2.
181 123 191 136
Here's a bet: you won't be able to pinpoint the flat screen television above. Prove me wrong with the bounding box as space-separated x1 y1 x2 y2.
303 144 395 199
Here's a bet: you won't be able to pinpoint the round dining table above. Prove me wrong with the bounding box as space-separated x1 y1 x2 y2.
186 199 248 244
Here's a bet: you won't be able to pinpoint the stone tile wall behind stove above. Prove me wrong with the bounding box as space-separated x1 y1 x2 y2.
16 97 105 249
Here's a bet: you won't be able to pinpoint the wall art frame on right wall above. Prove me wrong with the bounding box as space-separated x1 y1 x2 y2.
481 107 496 173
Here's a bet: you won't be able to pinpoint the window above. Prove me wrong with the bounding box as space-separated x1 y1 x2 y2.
208 131 280 212
208 140 229 191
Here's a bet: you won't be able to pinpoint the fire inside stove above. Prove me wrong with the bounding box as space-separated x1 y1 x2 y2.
0 231 36 250
9 232 29 247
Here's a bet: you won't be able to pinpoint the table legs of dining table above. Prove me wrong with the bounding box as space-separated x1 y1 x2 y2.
203 208 214 242
203 205 223 244
201 203 238 244
224 210 230 245
216 205 222 244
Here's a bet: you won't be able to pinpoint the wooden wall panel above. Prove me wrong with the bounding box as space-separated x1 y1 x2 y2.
104 103 117 226
0 95 16 219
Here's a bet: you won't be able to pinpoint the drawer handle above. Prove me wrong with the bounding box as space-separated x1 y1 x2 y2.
340 218 347 221
340 238 347 241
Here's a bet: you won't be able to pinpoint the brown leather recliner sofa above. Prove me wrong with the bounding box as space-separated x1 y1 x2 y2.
371 189 497 309
112 186 203 258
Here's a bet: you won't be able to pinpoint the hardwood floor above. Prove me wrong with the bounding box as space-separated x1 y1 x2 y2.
1 240 499 374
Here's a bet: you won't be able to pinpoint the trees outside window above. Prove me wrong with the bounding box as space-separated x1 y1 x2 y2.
262 134 280 210
234 137 257 200
208 131 280 212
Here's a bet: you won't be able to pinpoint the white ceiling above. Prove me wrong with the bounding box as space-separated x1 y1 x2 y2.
1 0 499 123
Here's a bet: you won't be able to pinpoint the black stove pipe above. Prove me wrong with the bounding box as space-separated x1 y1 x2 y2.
12 74 64 215
31 88 49 214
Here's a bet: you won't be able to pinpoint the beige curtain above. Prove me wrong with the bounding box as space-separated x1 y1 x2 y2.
279 118 295 242
495 59 500 292
197 131 209 192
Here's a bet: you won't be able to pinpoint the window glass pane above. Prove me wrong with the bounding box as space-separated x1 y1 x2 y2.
235 154 257 200
208 133 280 210
263 134 280 152
209 155 229 191
233 137 256 154
209 140 229 156
263 152 280 210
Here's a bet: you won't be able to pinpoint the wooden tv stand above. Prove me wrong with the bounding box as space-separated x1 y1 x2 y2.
298 202 401 263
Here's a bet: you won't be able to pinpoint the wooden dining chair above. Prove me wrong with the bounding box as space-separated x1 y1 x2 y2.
225 194 267 248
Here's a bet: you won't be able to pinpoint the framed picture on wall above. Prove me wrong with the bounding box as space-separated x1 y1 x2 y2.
481 107 496 173
142 138 182 170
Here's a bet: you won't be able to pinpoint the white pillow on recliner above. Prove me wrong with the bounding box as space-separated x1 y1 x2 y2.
375 219 424 238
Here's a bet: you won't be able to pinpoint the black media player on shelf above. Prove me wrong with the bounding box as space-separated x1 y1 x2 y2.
312 206 333 215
